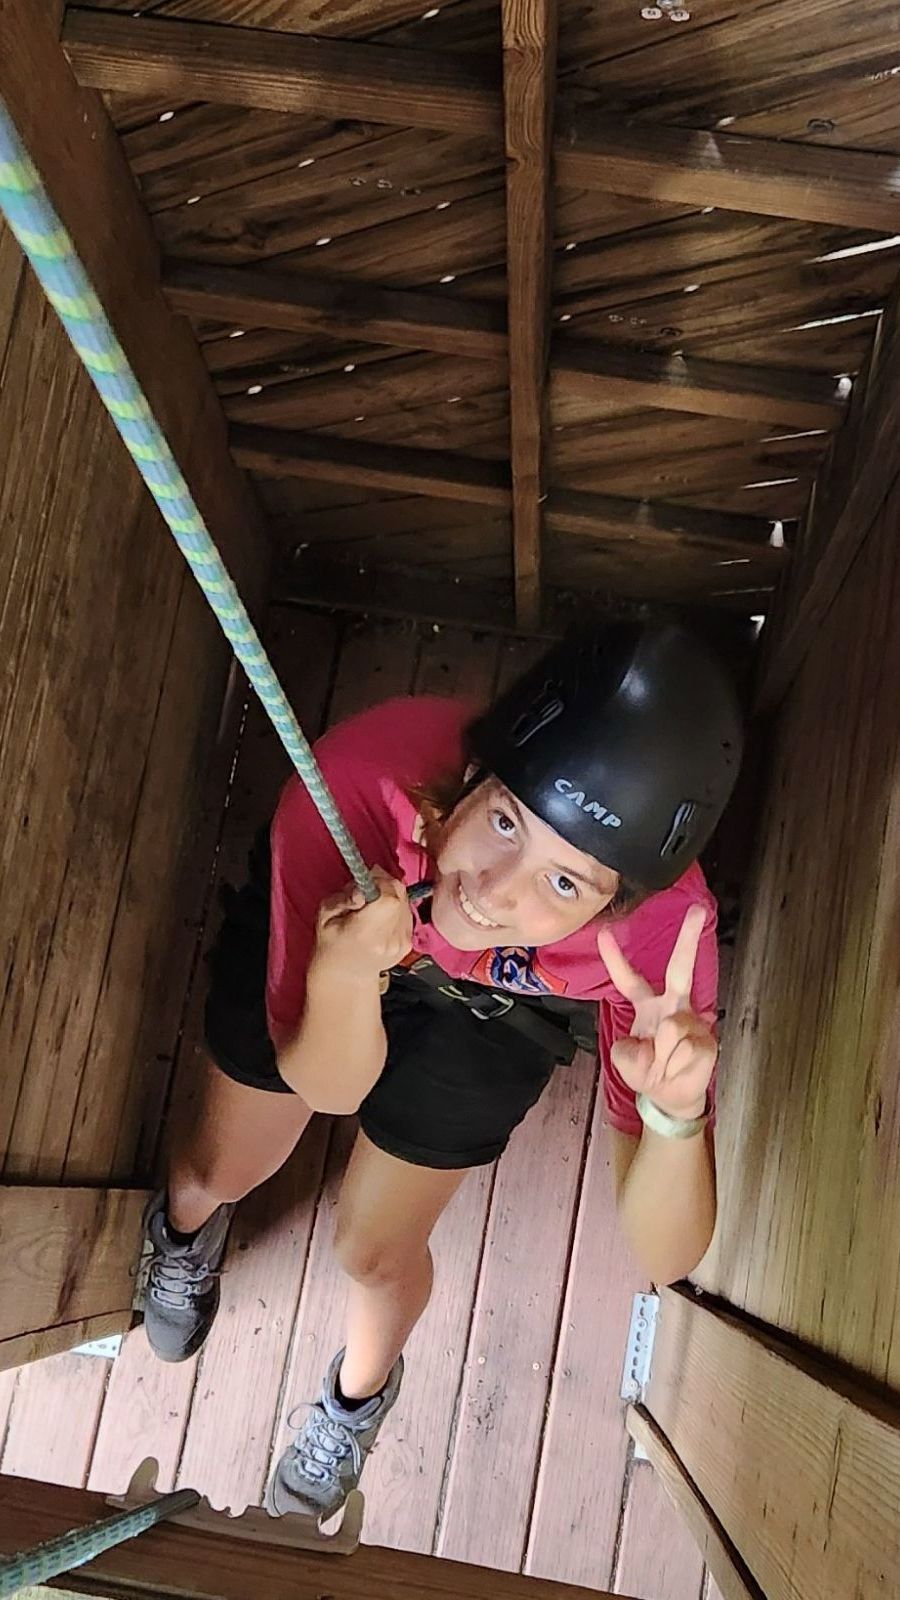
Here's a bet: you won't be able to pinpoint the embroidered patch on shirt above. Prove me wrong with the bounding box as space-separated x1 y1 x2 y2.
469 946 569 996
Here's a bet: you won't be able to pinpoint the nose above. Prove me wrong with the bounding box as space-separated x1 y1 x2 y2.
476 855 525 914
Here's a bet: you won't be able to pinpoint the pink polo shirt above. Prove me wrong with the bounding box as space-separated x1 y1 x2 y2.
268 696 719 1137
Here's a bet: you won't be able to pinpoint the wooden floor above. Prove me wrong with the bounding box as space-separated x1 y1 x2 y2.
0 612 720 1600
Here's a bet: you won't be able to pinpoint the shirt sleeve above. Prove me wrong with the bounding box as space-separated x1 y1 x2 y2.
266 744 398 1051
600 892 720 1138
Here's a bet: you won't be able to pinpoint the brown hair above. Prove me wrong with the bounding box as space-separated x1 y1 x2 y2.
408 766 650 922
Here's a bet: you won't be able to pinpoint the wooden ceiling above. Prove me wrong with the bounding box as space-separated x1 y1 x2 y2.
59 0 900 630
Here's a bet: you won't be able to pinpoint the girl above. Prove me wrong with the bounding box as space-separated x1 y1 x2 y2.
142 620 741 1519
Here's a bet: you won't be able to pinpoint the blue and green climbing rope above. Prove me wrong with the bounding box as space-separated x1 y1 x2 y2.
0 100 376 901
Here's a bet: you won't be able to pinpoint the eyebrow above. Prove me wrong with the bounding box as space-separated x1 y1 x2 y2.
497 788 615 895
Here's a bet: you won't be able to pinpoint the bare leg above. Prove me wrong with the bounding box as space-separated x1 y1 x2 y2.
166 1056 314 1233
333 1132 468 1399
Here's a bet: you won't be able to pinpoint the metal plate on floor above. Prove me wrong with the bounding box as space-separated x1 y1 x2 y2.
620 1292 659 1404
72 1334 123 1360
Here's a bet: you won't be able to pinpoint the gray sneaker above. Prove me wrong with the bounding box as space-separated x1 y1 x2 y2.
141 1191 234 1363
270 1348 403 1519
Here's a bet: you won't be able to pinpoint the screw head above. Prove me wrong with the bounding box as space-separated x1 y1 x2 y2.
641 6 663 17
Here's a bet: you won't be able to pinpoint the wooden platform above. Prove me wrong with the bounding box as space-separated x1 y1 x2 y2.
0 612 717 1600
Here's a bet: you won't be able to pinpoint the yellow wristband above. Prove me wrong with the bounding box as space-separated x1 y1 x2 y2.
636 1092 709 1140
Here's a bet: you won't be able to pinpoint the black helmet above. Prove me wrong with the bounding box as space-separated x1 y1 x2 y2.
469 621 743 892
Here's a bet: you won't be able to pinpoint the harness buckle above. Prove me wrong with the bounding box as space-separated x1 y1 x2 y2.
470 992 516 1022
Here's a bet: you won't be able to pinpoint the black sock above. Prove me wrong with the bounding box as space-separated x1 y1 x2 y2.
165 1218 200 1248
335 1370 380 1412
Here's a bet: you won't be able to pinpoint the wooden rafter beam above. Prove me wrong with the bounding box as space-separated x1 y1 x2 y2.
163 261 509 362
544 486 779 555
501 0 558 631
230 425 513 508
0 1474 624 1600
231 425 781 563
555 109 900 232
551 342 845 432
63 6 900 231
165 261 844 431
62 7 502 138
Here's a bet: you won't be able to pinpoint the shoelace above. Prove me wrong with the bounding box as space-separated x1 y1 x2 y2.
147 1250 220 1310
285 1402 364 1486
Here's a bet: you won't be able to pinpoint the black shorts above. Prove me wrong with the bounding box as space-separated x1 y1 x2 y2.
204 828 572 1170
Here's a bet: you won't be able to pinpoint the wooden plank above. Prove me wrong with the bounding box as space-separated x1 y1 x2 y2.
555 109 900 231
231 426 513 508
544 487 777 552
163 262 508 362
2 0 268 611
0 300 145 1168
552 341 845 432
525 1086 646 1589
0 215 23 375
0 1313 128 1373
1 1352 108 1486
88 607 341 1498
175 1128 331 1513
0 1475 628 1600
363 624 501 1553
501 0 557 630
0 1187 146 1356
63 9 503 138
436 1063 596 1571
264 616 421 1512
625 1409 762 1600
757 288 900 710
0 1368 16 1454
89 1328 200 1496
614 1458 707 1600
646 1288 900 1600
284 554 526 637
4 490 183 1182
697 489 900 1378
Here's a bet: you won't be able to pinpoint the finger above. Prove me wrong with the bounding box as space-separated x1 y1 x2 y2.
318 883 366 923
610 1035 654 1087
664 904 706 1006
597 926 653 1005
649 1019 716 1091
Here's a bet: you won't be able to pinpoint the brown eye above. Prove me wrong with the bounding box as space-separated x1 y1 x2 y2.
550 873 578 900
492 809 516 835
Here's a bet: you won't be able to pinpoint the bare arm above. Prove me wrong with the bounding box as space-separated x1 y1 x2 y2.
276 867 413 1114
610 1125 716 1285
277 956 387 1114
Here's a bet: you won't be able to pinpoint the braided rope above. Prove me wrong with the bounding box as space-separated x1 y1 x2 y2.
0 101 376 900
0 1490 201 1597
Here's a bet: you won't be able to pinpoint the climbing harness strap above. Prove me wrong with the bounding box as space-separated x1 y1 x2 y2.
391 953 597 1061
0 102 376 903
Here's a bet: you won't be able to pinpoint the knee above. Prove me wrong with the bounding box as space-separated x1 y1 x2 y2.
173 1152 256 1210
333 1221 428 1288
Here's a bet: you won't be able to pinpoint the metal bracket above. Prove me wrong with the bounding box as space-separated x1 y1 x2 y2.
620 1291 659 1401
72 1334 123 1360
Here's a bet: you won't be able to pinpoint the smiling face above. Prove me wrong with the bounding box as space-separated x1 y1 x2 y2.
429 776 619 950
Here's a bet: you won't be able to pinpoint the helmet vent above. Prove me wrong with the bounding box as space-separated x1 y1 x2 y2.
660 801 698 861
510 681 565 747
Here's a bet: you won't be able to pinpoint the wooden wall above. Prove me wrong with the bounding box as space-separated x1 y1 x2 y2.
698 408 900 1390
0 221 252 1187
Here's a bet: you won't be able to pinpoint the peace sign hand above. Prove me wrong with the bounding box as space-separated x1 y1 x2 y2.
597 905 716 1124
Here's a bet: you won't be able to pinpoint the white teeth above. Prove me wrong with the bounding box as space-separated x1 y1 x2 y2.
458 885 499 929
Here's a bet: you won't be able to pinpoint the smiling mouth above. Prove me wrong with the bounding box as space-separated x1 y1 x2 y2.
457 882 501 931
